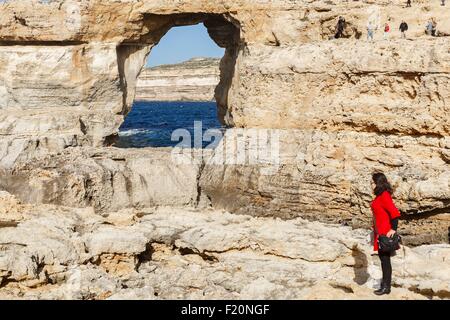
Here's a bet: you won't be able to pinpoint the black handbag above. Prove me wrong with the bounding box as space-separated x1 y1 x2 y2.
378 233 401 253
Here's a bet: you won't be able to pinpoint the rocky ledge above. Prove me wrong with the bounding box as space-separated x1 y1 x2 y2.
0 191 448 300
135 58 221 102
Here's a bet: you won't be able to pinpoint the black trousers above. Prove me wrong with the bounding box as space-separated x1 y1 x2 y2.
378 250 392 288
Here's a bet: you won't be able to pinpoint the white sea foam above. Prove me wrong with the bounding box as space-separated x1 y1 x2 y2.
118 129 153 137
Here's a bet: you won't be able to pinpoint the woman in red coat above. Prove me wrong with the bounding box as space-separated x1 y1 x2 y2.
371 172 401 295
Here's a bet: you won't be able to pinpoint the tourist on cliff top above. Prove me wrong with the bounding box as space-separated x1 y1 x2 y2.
406 0 412 7
334 16 346 39
370 172 402 296
366 21 375 41
383 22 390 40
399 20 408 39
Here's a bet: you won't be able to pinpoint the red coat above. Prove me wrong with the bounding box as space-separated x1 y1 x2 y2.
371 191 401 251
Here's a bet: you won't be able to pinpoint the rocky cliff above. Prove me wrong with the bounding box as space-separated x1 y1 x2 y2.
0 0 449 299
135 58 220 101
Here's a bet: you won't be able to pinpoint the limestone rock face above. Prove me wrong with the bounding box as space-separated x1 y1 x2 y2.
135 58 220 101
0 193 448 300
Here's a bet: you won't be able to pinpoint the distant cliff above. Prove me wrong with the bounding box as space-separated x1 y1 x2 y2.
135 58 221 102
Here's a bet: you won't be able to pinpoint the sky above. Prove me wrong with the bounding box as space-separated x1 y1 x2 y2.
146 24 225 67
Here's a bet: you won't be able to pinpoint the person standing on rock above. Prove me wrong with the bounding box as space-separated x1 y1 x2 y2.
399 20 408 39
367 21 375 41
406 0 412 7
370 172 401 296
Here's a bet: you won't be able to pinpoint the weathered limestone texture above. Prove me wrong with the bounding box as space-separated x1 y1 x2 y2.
0 192 449 300
0 0 448 292
135 58 220 101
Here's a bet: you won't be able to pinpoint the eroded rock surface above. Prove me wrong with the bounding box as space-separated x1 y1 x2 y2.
201 129 450 245
0 0 448 157
0 193 448 300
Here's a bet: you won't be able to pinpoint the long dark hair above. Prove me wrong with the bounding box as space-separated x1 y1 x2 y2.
372 172 393 196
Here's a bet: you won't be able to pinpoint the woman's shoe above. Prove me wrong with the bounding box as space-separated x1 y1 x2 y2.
374 287 391 295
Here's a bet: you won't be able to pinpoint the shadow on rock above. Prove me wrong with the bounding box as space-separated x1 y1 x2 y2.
352 248 370 285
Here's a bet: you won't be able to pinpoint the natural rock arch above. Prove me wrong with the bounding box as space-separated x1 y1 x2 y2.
114 12 241 144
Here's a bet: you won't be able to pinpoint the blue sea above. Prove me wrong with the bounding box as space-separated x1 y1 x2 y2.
115 101 225 148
